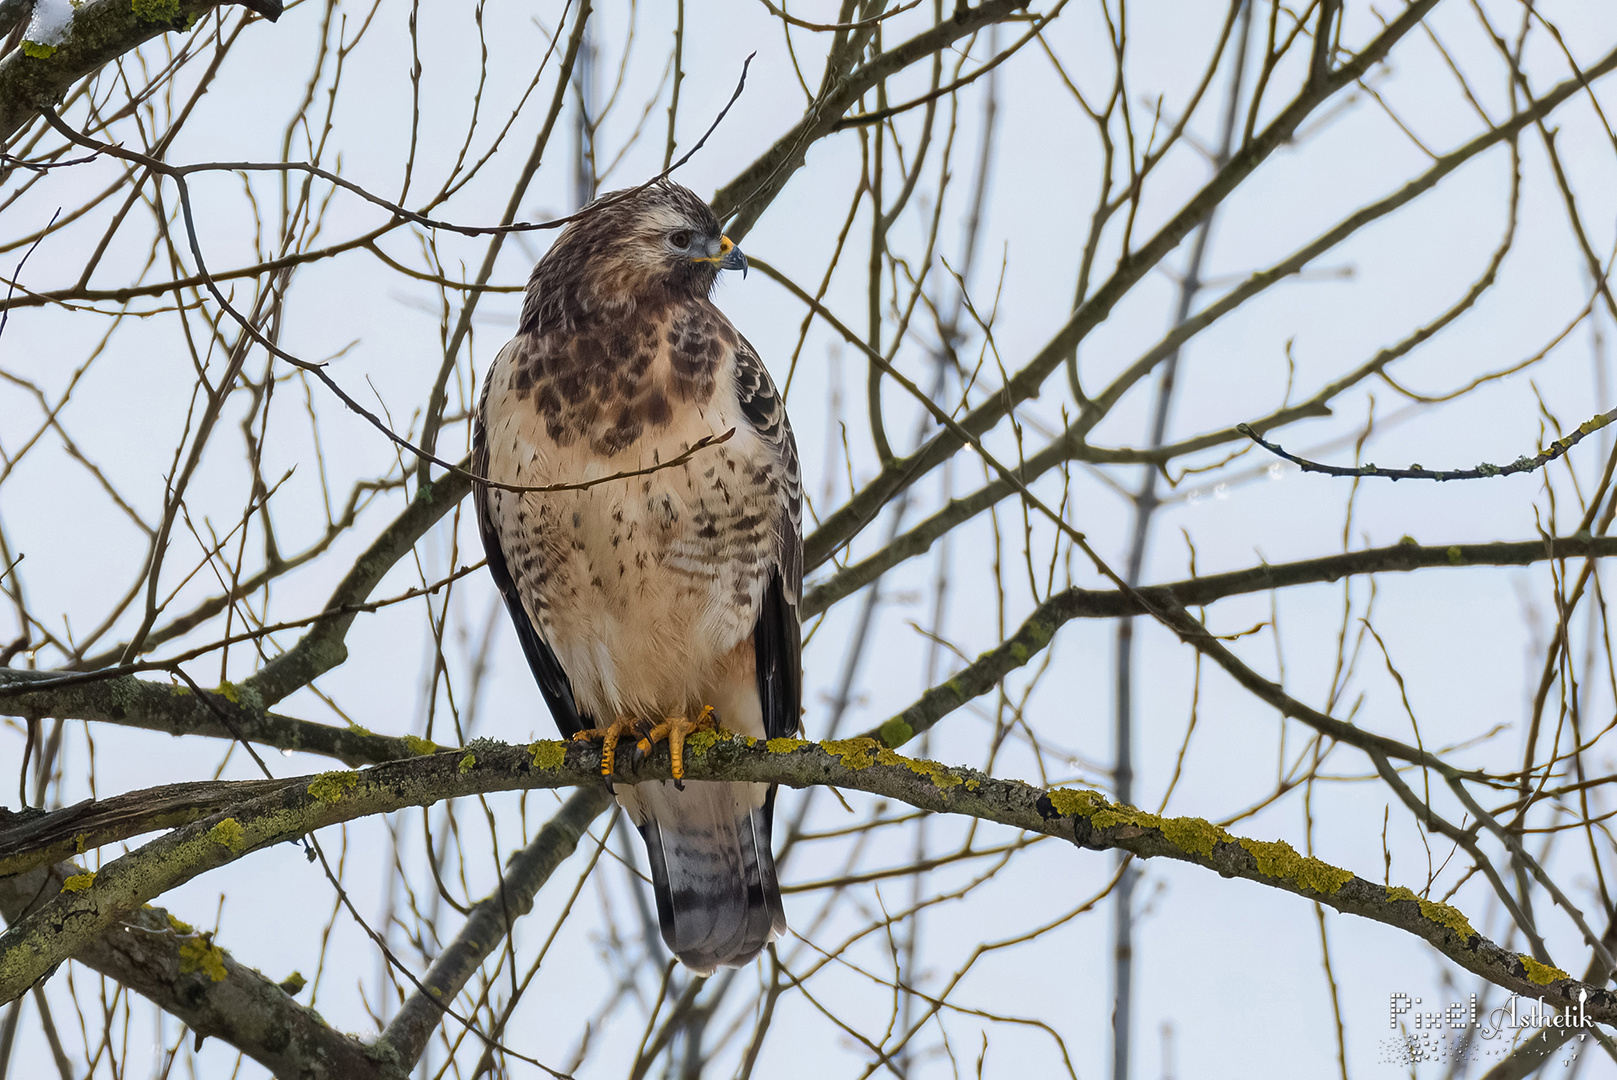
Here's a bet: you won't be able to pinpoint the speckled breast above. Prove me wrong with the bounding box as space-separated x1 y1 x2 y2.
479 318 777 719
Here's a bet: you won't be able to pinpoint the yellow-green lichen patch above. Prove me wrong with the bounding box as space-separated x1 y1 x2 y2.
822 737 881 770
1239 839 1354 894
1296 857 1354 895
873 747 963 790
458 752 476 774
964 779 980 791
402 735 436 757
278 971 307 995
1046 787 1110 818
346 721 375 737
178 936 227 982
208 818 247 854
20 41 56 59
1447 546 1465 566
74 833 86 855
1045 791 1237 858
1112 808 1160 830
1241 839 1297 878
166 914 194 935
1581 413 1612 436
307 770 358 803
1415 898 1476 939
132 0 183 22
216 681 240 704
1159 817 1232 858
766 737 810 753
1520 955 1569 986
878 718 914 748
1087 799 1160 832
685 728 737 756
528 740 565 771
1008 643 1030 664
1386 886 1479 940
62 872 95 893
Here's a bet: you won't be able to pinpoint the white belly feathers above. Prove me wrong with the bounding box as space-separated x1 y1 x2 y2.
480 346 772 736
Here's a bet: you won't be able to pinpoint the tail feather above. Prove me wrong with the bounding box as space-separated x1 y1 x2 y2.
630 780 785 973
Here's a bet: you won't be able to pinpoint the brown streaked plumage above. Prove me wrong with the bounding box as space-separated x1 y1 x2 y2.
474 180 800 973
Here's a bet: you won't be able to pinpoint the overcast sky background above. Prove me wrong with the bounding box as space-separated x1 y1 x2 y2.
5 1 1617 1076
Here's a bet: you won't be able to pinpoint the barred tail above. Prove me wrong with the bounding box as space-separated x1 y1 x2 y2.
632 780 786 974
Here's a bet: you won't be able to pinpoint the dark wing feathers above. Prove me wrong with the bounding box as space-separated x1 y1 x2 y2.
475 329 798 745
472 413 591 738
735 336 802 741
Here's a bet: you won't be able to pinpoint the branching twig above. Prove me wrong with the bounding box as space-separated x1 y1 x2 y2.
1236 407 1617 481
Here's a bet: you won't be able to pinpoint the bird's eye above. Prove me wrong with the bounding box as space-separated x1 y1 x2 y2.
669 230 692 249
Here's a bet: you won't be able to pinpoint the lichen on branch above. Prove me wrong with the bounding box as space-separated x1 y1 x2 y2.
0 735 1601 1019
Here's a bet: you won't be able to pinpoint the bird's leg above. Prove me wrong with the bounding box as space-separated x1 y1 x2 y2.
571 716 643 776
637 705 716 781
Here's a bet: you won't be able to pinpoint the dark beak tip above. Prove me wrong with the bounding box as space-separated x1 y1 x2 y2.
721 248 748 277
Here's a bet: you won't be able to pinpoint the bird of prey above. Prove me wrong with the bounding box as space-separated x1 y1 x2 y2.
473 180 800 973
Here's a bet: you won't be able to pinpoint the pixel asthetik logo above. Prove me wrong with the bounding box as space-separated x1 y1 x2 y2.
1380 990 1595 1067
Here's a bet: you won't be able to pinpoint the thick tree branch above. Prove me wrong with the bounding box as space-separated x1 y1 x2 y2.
0 863 390 1080
0 736 1602 1018
0 0 280 142
777 73 1518 601
0 459 474 757
0 666 422 767
238 464 471 706
712 0 1033 240
863 534 1617 743
7 535 1613 773
802 3 1612 571
1 788 618 1076
0 778 285 878
376 786 615 1069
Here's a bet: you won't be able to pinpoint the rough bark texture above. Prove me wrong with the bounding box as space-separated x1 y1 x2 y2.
0 863 394 1080
0 0 279 143
377 785 615 1066
0 736 1601 1020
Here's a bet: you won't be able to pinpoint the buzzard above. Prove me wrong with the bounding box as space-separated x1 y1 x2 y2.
473 180 800 972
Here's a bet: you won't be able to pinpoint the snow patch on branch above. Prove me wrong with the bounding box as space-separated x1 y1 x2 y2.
23 0 76 54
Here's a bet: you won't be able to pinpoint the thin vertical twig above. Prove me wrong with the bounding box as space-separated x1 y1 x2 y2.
663 0 684 170
1110 5 1251 1078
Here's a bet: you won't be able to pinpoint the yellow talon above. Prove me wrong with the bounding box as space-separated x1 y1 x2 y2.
638 705 716 780
572 716 642 775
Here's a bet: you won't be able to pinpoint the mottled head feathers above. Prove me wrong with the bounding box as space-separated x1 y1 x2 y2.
520 181 735 336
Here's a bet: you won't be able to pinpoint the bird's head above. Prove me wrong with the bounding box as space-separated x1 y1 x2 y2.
535 181 746 324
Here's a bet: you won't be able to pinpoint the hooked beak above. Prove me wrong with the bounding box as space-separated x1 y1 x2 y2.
698 235 748 277
719 235 747 276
